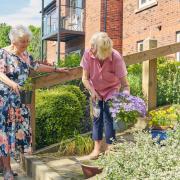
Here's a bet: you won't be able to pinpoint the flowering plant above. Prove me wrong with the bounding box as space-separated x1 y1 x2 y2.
149 104 180 129
108 93 146 128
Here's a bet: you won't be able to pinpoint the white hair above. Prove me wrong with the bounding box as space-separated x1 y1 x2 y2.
9 25 32 43
90 32 113 60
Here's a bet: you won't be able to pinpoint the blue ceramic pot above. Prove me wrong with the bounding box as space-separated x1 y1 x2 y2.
150 129 167 141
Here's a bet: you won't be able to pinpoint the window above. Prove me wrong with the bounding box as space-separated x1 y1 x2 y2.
139 0 156 8
177 32 180 62
137 41 144 52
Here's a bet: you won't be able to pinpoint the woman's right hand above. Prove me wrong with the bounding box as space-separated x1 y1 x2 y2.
91 89 101 102
10 81 21 95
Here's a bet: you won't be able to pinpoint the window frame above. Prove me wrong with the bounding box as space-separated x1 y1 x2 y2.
137 40 144 52
139 0 157 9
176 32 180 62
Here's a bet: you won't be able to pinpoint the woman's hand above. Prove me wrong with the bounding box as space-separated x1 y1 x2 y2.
91 89 101 102
10 81 21 95
55 67 69 73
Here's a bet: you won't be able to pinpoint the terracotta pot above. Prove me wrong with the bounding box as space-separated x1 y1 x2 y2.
81 164 103 179
20 90 32 104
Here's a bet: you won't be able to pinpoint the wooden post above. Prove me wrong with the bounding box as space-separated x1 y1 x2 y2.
142 38 157 111
31 85 36 151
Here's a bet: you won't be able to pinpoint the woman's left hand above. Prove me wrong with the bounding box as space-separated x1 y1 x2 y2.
55 67 69 73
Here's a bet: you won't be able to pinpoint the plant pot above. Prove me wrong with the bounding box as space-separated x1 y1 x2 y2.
150 129 168 142
113 120 126 132
20 90 33 104
81 164 103 179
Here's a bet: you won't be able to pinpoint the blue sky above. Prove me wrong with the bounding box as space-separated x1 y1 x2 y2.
0 0 41 26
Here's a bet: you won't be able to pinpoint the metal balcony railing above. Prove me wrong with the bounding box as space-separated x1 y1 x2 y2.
43 5 84 37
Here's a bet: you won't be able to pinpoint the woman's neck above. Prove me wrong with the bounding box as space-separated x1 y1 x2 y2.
6 45 24 56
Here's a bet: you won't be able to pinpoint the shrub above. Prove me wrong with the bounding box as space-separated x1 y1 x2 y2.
58 53 81 68
35 89 83 149
157 60 180 106
127 64 143 98
97 125 180 179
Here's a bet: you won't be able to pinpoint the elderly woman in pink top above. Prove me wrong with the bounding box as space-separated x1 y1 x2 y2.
80 32 130 159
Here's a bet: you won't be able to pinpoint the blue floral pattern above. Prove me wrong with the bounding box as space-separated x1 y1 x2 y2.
0 49 39 157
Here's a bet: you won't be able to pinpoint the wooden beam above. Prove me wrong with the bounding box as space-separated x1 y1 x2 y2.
34 67 82 89
142 38 157 111
124 42 180 65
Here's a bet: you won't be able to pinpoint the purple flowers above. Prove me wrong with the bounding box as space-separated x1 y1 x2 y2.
109 93 146 124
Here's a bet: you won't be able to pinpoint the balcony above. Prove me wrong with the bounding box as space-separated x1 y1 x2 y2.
42 4 85 42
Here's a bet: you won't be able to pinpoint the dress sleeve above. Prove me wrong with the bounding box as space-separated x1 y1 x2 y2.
80 51 90 72
29 55 39 70
0 49 7 73
114 52 128 79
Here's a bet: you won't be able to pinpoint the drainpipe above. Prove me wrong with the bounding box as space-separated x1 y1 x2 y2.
104 0 107 32
57 0 61 63
41 0 44 61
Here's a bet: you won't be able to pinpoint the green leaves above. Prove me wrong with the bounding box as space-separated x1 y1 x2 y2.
0 23 11 48
35 85 86 149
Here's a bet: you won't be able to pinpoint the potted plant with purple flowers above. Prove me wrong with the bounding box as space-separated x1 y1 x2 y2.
108 93 146 131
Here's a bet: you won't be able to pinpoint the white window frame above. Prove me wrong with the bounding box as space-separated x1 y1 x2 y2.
137 40 144 52
176 32 180 62
139 0 156 9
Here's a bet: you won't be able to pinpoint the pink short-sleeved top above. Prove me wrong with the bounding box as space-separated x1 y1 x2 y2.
80 49 127 101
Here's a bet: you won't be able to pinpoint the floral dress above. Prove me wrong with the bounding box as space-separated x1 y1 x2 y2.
0 48 39 157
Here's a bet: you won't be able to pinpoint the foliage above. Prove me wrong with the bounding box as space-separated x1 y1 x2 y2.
97 125 180 179
0 23 11 48
127 63 143 97
149 104 180 128
35 87 84 149
54 85 86 112
127 58 180 106
58 133 94 156
58 53 81 68
157 60 180 106
21 77 33 91
108 93 146 128
27 25 41 60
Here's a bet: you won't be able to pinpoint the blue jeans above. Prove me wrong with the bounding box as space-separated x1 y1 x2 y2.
92 100 116 144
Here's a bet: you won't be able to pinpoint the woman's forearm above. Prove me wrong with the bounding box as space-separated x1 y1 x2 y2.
0 72 15 88
82 78 95 94
36 64 55 73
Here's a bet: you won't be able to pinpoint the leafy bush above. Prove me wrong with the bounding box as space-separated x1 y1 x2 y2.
127 64 143 97
127 58 180 106
36 88 84 149
97 125 180 179
157 59 180 106
58 53 81 68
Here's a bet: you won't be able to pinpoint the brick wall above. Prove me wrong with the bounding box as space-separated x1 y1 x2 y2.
123 0 180 57
101 0 123 53
85 0 101 49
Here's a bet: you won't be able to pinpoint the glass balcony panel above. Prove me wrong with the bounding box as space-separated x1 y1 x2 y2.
43 4 84 37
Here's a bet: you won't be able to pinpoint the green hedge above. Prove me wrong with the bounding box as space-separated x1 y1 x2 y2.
127 58 180 106
35 85 85 149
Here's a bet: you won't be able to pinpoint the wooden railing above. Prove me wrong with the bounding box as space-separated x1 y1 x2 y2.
31 40 180 150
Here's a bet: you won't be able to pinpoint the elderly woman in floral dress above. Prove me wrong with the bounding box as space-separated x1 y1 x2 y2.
80 32 130 159
0 25 68 180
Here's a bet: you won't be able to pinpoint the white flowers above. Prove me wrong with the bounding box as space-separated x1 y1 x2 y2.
97 125 180 179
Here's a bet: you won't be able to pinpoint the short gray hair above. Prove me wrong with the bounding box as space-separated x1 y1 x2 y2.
9 25 32 43
90 32 113 60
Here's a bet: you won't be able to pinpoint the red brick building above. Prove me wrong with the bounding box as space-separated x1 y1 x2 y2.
41 0 180 63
